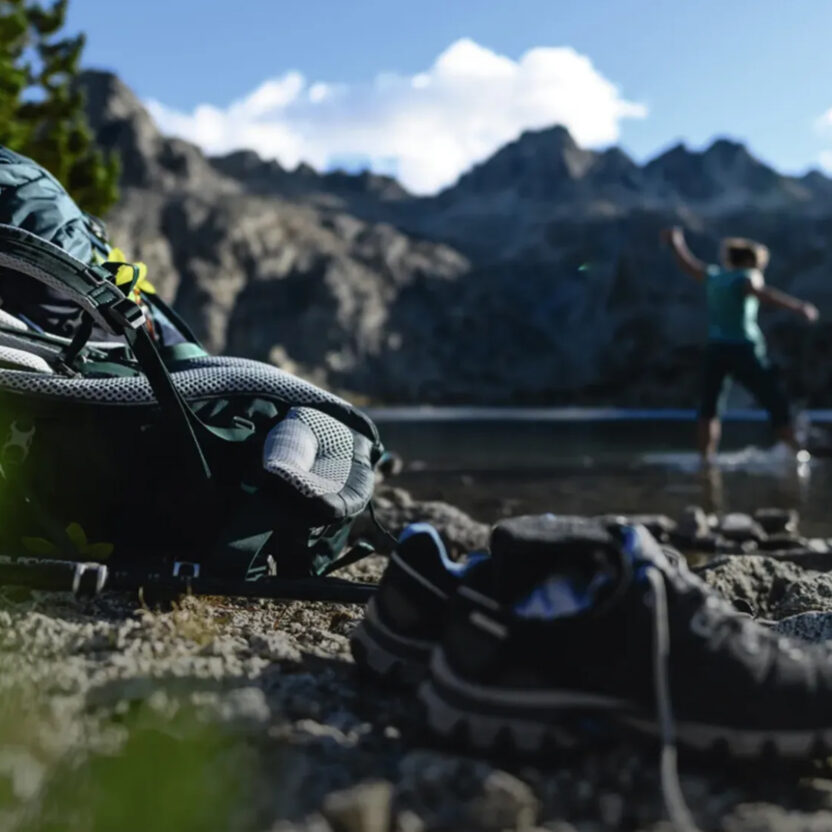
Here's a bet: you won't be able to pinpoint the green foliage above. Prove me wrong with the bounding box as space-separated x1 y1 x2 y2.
0 0 119 215
0 693 258 832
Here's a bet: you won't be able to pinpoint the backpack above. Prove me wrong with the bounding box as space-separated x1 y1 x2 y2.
0 222 383 589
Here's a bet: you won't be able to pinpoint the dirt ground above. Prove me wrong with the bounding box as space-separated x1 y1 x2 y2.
2 534 832 832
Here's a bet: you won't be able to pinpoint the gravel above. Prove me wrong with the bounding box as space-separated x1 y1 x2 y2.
2 500 832 831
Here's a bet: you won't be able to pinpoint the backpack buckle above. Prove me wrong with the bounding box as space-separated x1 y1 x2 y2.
103 297 146 331
72 562 108 597
1 420 35 466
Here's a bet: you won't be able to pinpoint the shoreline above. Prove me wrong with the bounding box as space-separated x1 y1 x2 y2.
368 406 832 423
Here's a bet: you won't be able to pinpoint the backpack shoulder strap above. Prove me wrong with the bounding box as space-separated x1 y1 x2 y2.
0 223 212 482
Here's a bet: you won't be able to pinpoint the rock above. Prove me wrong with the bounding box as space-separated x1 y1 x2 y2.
78 71 235 195
215 686 271 726
718 513 767 544
682 532 743 555
754 508 799 536
397 752 539 831
757 534 809 552
467 771 540 831
322 780 393 832
596 514 676 542
376 452 404 479
0 747 45 800
721 804 832 832
675 506 711 543
351 486 489 556
248 631 303 663
272 816 334 832
775 575 832 619
761 549 832 573
696 555 832 619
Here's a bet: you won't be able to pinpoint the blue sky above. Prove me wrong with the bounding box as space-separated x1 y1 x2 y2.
67 0 832 192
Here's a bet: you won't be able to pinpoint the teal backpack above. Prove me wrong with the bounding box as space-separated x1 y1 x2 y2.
0 153 384 599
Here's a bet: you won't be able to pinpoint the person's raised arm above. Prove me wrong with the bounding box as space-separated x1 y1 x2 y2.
747 278 819 322
660 226 707 282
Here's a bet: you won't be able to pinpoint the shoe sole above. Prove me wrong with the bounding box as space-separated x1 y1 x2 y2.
422 649 832 759
350 597 433 687
420 650 594 753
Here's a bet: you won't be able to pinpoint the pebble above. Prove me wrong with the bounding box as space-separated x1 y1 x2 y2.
322 781 393 832
719 513 767 543
676 505 710 541
754 507 800 536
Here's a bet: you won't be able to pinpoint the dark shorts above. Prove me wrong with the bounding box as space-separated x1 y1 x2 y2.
699 342 790 428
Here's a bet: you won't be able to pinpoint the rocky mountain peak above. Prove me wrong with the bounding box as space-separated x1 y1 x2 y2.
209 149 411 204
643 137 791 202
78 70 235 193
703 137 754 162
444 125 599 200
80 70 154 134
209 149 289 188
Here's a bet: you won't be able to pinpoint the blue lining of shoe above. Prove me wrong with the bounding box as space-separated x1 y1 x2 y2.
621 524 658 582
513 571 614 619
398 523 490 576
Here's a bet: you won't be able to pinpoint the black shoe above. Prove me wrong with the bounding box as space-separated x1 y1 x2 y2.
351 516 616 686
350 523 489 685
420 521 832 760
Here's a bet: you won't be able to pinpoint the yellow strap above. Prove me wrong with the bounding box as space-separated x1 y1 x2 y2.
106 247 157 295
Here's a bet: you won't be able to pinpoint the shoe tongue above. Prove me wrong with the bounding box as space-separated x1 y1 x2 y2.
490 515 623 603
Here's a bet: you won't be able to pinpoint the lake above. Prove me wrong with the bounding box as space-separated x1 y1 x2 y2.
368 408 832 538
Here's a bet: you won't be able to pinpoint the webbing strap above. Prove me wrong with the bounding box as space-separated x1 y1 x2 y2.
123 325 212 482
147 294 201 345
0 224 143 335
59 312 93 369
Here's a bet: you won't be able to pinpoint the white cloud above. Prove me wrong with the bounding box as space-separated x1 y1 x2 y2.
145 38 646 194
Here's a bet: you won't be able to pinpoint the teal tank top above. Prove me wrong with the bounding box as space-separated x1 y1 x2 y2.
705 265 764 348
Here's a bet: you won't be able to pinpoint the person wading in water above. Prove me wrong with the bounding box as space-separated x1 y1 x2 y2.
661 226 818 463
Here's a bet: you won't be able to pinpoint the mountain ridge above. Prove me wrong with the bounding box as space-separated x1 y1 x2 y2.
76 69 832 407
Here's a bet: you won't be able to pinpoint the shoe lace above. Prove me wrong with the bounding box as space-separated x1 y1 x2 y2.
644 563 810 832
645 565 701 832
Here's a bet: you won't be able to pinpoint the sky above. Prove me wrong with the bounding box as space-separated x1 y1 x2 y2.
66 0 832 194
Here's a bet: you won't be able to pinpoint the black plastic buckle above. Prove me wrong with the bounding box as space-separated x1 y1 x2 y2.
103 297 146 331
172 561 201 579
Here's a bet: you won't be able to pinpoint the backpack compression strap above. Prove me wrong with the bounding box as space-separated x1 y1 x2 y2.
0 223 211 482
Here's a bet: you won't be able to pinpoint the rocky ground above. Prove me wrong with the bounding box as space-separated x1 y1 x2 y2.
3 488 832 831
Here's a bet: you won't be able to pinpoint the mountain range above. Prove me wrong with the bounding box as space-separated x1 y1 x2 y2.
79 70 832 407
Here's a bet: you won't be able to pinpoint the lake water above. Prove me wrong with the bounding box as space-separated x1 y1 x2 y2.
368 409 832 538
